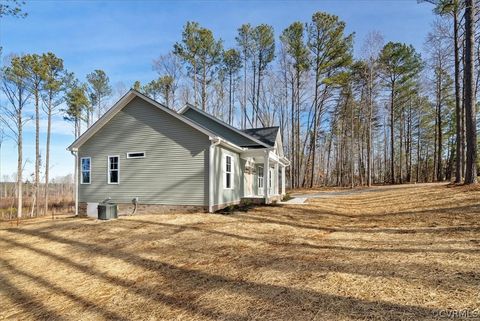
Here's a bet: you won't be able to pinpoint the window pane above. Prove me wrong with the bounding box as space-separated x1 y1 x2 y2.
81 158 90 171
109 157 118 170
110 170 118 183
258 167 264 188
128 152 145 158
82 172 90 184
226 173 231 188
226 156 231 172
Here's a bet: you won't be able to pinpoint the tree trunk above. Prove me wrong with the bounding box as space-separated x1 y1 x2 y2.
202 59 207 111
464 0 478 184
290 76 295 189
251 58 256 127
243 54 248 129
454 9 463 183
325 134 333 186
228 72 233 125
433 98 438 181
367 67 373 187
295 71 301 187
45 96 52 219
383 116 388 183
193 63 198 106
310 79 319 188
257 57 264 127
437 66 444 182
407 102 413 183
17 108 23 222
35 89 40 216
390 82 395 184
399 108 404 184
416 120 421 183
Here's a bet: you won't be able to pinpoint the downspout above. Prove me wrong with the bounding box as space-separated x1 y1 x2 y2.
70 149 79 216
209 137 221 213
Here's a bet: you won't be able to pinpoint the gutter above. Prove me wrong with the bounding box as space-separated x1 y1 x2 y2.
208 137 222 213
70 149 79 216
280 157 291 167
217 138 245 153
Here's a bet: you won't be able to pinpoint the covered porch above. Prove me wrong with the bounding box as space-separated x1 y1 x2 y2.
240 148 289 204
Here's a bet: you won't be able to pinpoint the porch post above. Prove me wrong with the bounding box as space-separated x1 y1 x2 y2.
264 150 269 204
274 161 279 195
281 164 286 196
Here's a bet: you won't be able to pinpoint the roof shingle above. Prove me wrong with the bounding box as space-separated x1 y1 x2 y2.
241 127 279 147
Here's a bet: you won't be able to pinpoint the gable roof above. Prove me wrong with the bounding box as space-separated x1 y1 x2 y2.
179 104 271 148
242 127 279 147
67 90 217 151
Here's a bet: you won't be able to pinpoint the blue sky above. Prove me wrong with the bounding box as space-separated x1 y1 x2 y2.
0 0 436 180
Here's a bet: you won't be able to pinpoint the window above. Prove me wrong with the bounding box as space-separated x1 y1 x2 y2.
108 156 119 184
225 155 233 189
81 157 91 184
127 152 145 159
258 166 264 189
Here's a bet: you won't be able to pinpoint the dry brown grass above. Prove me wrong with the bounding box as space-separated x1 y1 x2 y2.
1 183 479 320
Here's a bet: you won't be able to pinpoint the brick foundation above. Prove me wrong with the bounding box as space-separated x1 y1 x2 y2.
211 200 241 212
78 202 207 217
240 195 281 205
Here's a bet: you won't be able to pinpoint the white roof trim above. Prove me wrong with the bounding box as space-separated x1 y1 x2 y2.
67 90 216 151
179 104 271 148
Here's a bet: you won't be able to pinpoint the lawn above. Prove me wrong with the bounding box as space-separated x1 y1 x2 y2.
1 183 479 320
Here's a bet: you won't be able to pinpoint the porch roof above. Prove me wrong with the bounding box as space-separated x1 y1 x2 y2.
241 148 290 166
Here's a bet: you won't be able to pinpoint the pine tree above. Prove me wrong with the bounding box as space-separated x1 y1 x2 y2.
281 22 310 188
42 52 65 218
379 42 423 184
24 53 47 216
252 24 275 126
86 69 112 124
222 49 242 125
306 12 353 187
0 55 31 221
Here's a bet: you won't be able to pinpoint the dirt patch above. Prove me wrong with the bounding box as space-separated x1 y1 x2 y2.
0 183 479 320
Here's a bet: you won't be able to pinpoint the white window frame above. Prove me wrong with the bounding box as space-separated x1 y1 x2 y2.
80 157 91 184
224 155 234 189
126 151 146 159
258 166 264 194
107 155 120 184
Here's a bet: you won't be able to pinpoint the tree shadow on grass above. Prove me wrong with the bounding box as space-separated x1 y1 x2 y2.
237 208 480 236
301 187 456 209
233 250 480 294
0 227 458 320
0 271 67 321
293 202 480 220
125 218 480 254
0 236 247 321
0 257 128 321
28 218 480 255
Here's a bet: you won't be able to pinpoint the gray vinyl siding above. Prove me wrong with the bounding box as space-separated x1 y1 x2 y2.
213 145 243 205
183 108 259 147
78 96 210 206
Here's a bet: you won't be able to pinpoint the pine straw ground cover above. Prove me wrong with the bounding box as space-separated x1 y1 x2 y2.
0 183 479 321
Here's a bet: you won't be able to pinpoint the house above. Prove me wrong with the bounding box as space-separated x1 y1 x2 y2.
67 89 290 216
